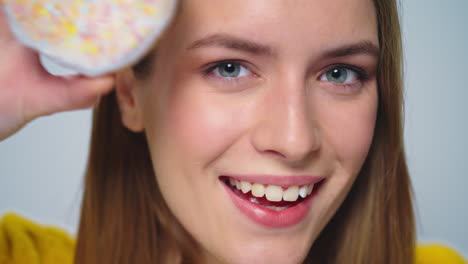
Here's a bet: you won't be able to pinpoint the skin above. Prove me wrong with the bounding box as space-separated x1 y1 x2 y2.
117 0 379 263
0 6 114 141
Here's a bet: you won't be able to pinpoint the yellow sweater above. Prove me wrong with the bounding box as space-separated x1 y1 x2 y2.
0 214 74 264
0 213 466 264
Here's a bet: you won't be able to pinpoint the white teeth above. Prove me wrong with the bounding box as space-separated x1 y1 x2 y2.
240 181 252 194
265 185 283 202
227 178 318 202
283 185 299 202
251 183 265 197
299 186 308 198
229 178 236 187
307 184 314 195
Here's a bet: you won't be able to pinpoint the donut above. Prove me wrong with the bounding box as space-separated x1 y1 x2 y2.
3 0 178 76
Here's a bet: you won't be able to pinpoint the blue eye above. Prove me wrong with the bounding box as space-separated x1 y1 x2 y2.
320 67 360 84
212 62 251 78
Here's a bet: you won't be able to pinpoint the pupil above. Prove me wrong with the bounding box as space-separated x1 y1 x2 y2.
331 69 342 79
224 63 236 73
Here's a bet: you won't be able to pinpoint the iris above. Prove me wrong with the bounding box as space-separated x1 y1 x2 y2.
218 63 241 78
326 67 348 83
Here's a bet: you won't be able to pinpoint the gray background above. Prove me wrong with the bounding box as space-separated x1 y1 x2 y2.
1 0 467 257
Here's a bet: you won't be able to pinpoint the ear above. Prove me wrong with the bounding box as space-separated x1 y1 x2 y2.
115 69 145 132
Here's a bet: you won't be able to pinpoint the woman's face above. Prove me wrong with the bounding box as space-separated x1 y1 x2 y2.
129 0 379 263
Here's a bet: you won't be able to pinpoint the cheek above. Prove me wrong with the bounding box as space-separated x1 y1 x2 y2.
163 92 243 166
145 72 256 178
308 88 378 234
318 91 378 174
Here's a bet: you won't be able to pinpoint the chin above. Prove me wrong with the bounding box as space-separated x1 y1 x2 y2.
212 240 311 264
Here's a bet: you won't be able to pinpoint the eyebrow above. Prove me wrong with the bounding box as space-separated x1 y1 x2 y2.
321 41 380 59
187 33 379 59
187 34 275 56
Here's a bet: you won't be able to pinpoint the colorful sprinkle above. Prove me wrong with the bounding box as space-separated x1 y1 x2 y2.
4 0 176 73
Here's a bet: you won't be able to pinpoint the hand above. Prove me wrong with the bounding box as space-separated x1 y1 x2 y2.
0 5 115 141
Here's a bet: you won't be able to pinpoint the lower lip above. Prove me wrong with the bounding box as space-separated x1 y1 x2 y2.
222 182 317 228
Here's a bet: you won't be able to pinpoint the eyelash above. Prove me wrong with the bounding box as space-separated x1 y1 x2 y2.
321 63 370 92
202 60 254 85
202 60 370 91
326 64 369 81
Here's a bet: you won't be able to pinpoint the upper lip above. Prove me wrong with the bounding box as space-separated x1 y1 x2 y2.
221 174 325 186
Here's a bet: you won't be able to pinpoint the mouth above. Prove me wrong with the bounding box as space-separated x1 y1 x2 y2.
220 175 325 228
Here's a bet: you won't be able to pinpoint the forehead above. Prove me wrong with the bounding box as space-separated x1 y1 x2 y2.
173 0 379 51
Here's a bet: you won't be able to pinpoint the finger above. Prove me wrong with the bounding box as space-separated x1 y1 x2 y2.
0 40 115 121
0 6 116 119
30 74 116 117
56 75 116 112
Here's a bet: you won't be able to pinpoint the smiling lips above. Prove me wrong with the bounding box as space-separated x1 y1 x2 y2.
221 175 325 228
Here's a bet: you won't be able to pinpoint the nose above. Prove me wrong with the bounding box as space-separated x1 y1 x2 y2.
251 77 321 165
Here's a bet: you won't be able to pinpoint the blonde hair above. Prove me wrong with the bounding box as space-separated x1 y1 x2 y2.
75 0 415 263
